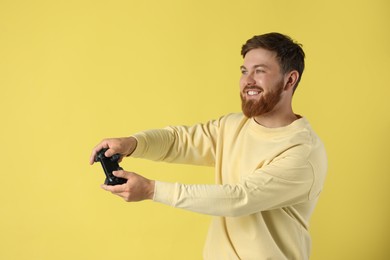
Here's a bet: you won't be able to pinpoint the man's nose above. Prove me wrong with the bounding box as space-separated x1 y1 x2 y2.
244 72 256 86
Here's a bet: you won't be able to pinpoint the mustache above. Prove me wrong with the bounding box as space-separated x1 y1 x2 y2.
243 86 263 92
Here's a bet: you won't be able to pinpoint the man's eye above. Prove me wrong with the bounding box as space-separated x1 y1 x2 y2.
255 69 265 74
241 70 247 75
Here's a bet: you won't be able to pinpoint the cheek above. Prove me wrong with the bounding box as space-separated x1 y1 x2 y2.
239 78 245 90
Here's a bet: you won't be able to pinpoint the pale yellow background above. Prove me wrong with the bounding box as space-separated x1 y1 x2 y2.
1 0 389 259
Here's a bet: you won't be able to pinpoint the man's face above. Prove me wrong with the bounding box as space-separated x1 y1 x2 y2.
239 48 285 118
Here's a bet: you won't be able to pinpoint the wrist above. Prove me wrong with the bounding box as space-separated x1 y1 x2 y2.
147 180 155 200
126 136 138 157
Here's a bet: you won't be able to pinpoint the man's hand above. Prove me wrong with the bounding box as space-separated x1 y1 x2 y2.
89 137 137 165
101 170 155 202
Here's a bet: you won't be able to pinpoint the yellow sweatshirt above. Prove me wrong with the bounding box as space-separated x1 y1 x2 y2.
131 113 327 260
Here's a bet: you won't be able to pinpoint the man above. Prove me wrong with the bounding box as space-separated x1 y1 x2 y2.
89 32 327 260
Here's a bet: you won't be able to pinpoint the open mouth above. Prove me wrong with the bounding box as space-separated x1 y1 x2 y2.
247 90 260 96
244 87 263 98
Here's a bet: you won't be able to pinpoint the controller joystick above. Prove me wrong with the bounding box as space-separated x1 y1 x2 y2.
94 148 127 185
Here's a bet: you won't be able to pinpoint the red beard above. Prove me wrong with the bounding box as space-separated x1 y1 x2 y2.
240 83 284 118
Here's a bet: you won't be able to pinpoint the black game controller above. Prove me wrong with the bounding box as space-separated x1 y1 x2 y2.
94 148 127 185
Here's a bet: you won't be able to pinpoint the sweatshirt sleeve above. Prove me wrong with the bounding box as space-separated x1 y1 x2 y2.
130 118 221 166
153 145 323 217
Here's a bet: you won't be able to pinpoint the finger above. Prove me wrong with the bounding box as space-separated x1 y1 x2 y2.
104 148 117 158
100 183 126 193
89 141 109 165
112 170 129 179
101 185 129 201
100 184 110 191
89 150 97 165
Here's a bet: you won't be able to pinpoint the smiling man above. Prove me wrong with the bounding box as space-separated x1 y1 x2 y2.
90 32 327 260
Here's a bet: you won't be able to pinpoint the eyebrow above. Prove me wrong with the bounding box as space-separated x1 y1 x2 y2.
240 64 270 70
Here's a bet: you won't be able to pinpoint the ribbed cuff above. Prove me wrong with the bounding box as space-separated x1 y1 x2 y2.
130 133 147 158
153 181 177 206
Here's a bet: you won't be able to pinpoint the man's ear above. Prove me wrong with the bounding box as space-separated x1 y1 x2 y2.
284 70 300 91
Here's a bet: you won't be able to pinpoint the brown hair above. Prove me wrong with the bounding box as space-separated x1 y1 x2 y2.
241 32 305 92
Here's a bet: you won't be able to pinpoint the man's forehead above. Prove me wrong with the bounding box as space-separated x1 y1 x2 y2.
242 48 278 68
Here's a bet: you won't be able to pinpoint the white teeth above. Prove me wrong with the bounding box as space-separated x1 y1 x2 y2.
248 91 259 96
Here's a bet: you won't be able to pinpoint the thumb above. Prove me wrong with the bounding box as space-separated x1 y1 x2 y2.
113 170 128 179
104 148 118 158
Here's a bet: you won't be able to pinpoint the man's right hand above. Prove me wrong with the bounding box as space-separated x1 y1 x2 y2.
89 137 137 165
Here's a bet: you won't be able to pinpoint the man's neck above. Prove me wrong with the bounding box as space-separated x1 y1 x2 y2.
253 111 299 128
